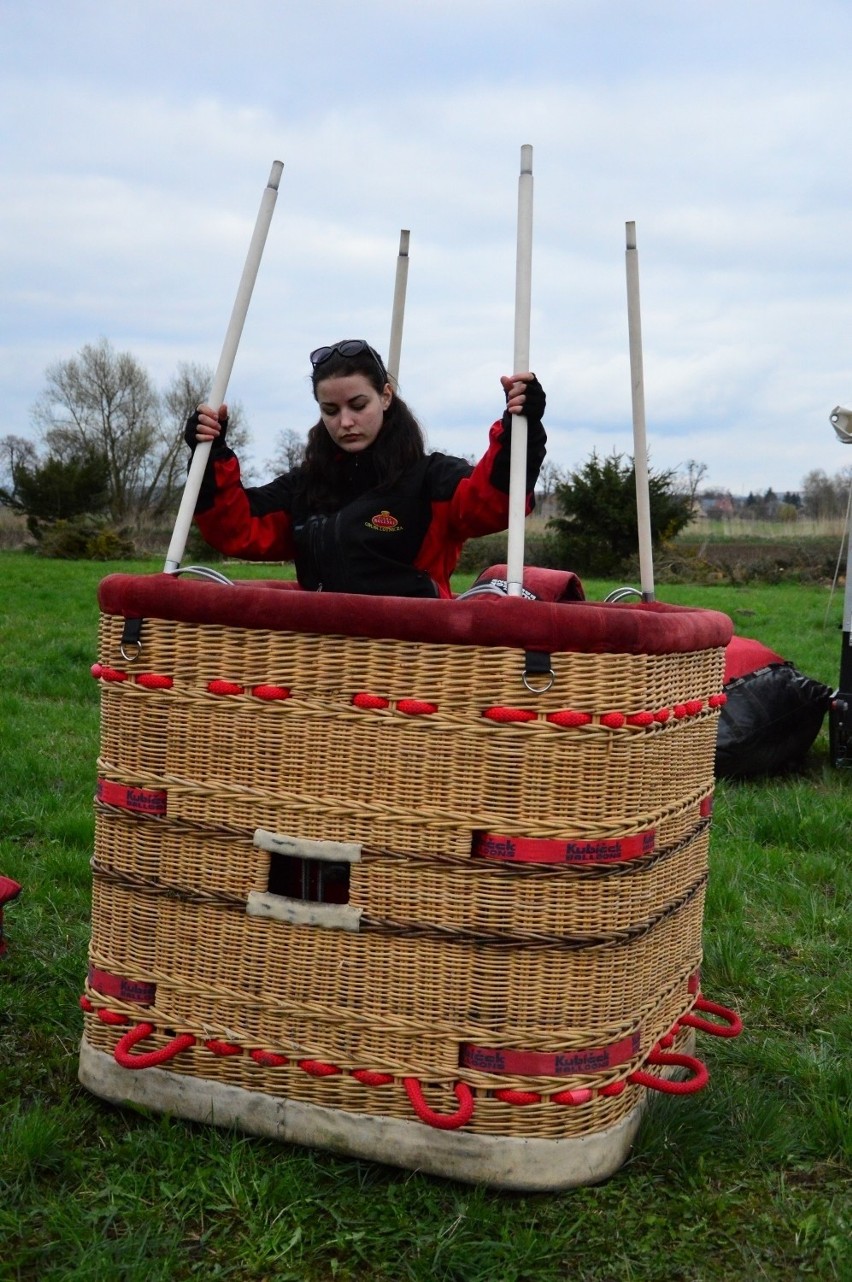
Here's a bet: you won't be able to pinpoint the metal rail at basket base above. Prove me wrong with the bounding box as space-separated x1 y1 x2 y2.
79 1032 695 1192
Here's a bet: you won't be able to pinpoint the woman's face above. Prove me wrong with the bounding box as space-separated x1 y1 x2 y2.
316 373 391 453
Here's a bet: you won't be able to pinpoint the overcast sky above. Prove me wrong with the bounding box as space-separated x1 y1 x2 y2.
3 0 852 495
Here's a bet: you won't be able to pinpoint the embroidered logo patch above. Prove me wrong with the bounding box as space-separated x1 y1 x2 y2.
366 510 402 532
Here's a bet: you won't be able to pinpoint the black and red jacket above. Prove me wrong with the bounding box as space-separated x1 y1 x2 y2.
193 414 546 598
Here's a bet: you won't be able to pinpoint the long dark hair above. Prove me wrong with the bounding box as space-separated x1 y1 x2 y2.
300 344 427 511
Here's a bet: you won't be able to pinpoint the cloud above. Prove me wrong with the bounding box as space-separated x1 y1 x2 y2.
2 2 852 494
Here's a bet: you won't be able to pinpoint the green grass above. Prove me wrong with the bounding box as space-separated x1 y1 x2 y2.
1 552 849 1281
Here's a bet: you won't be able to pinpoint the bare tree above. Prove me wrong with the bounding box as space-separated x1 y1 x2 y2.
162 362 253 492
30 342 255 525
32 339 160 522
680 459 709 505
265 428 305 475
801 468 847 520
0 435 37 505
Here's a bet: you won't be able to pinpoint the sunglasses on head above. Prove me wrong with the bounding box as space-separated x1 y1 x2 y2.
309 340 388 383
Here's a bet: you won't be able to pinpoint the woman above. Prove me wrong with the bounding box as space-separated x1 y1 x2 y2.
185 339 546 597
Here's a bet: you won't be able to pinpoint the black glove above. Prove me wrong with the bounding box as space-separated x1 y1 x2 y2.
184 409 229 452
502 375 546 428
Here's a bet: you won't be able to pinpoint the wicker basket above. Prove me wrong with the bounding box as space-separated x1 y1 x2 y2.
79 572 733 1189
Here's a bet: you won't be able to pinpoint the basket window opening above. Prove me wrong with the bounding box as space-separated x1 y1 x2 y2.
267 853 351 905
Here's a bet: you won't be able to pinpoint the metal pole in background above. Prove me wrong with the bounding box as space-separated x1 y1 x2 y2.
164 160 284 574
386 229 410 387
506 144 534 597
625 220 656 603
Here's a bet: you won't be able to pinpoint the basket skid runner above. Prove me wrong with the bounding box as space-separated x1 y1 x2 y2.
81 571 739 1189
78 994 740 1191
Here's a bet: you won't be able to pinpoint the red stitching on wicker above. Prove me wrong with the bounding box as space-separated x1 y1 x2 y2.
207 680 245 696
685 698 705 715
113 1022 196 1069
397 699 438 716
135 673 174 690
708 693 727 707
79 995 94 1012
403 1078 475 1129
252 685 291 701
352 692 390 709
626 711 655 727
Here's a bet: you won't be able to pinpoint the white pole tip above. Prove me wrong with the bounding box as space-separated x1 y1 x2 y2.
626 221 637 249
520 144 533 173
268 161 284 189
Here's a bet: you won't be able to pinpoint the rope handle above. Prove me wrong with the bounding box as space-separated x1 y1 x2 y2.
628 1048 709 1095
403 1078 475 1130
113 1021 196 1070
680 996 743 1038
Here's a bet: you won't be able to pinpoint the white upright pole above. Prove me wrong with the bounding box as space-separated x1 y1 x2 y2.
625 220 656 603
506 144 534 598
164 160 285 574
387 229 410 387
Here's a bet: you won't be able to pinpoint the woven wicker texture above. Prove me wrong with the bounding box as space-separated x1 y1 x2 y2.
86 599 726 1141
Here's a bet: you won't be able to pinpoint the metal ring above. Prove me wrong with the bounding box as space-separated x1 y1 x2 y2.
119 640 142 663
522 668 555 694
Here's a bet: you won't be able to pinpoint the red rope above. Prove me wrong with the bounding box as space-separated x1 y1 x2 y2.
629 1049 709 1095
252 684 291 701
403 1079 475 1129
546 710 592 727
352 692 390 709
135 673 174 690
551 1087 594 1105
207 679 245 696
298 1059 343 1077
250 1048 289 1067
599 1080 627 1096
397 699 438 716
681 997 743 1038
97 1008 130 1026
482 707 537 723
352 1069 394 1086
204 1039 243 1057
113 1022 196 1070
494 1088 541 1105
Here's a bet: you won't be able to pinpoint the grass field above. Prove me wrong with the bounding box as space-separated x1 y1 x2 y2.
0 552 849 1281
